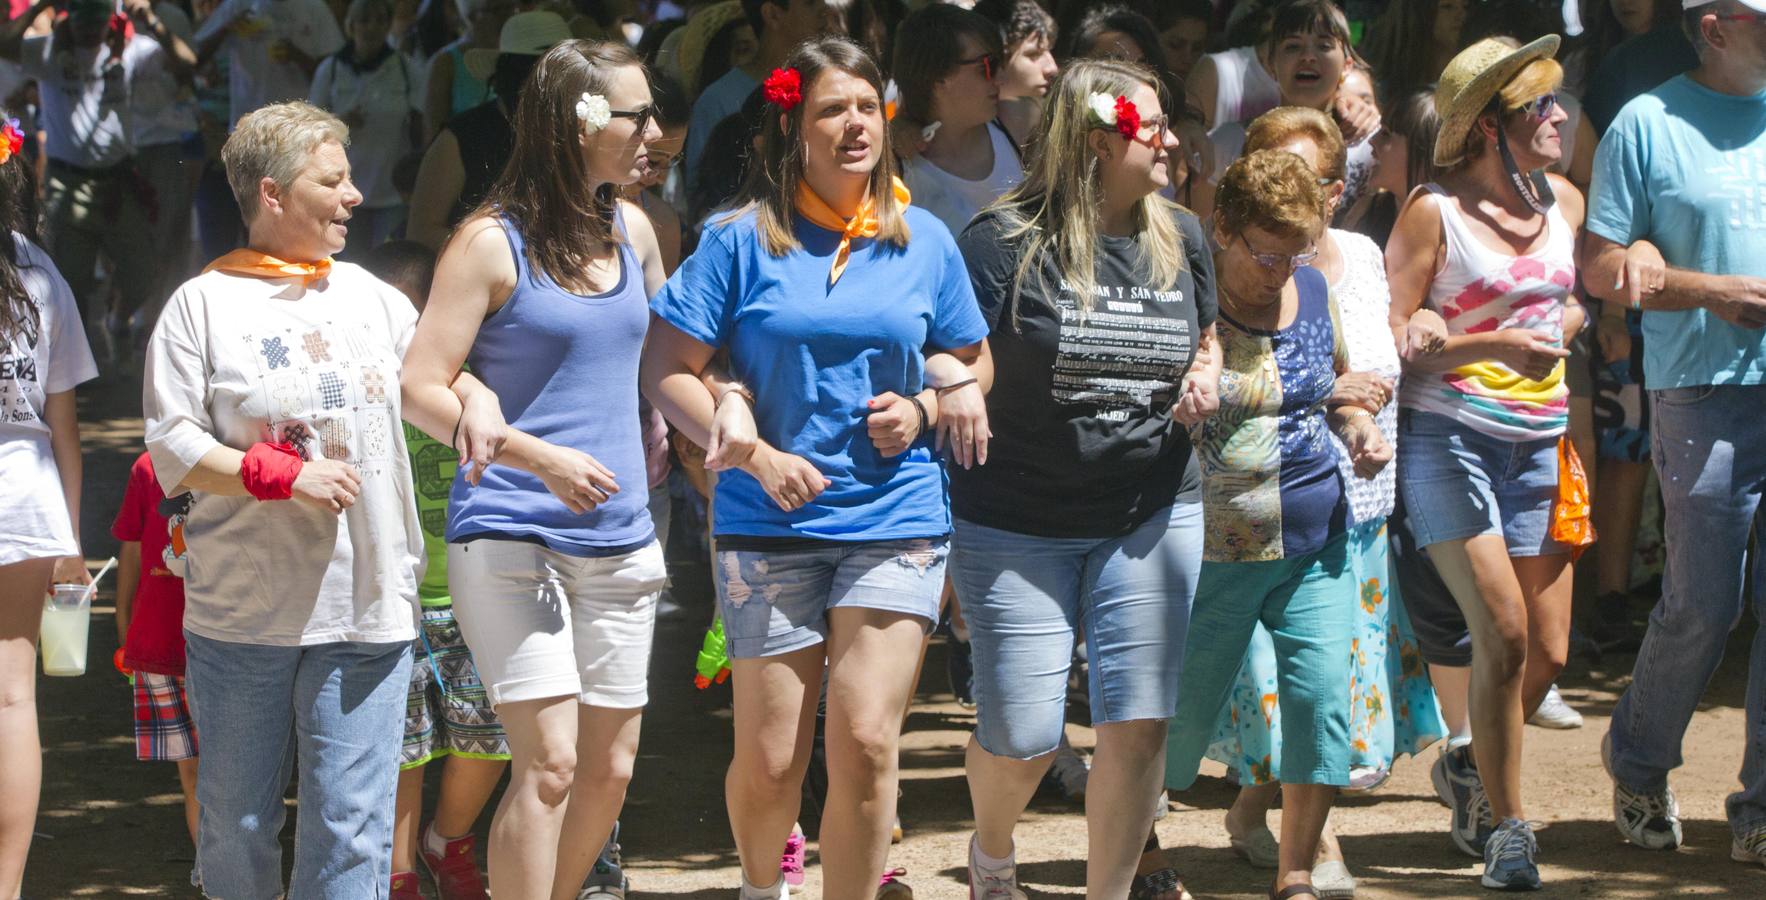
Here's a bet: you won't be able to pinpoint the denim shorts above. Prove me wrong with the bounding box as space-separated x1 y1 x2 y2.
714 537 948 658
950 502 1203 759
1397 410 1566 557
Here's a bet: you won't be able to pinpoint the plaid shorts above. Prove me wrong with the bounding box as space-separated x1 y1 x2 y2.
132 672 198 761
403 603 511 768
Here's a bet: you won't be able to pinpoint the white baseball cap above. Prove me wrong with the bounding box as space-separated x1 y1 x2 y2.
1684 0 1766 11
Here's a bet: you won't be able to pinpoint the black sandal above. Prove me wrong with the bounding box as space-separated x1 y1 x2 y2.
1130 867 1193 900
1270 884 1320 900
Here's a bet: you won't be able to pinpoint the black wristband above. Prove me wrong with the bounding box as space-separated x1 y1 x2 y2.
935 377 978 395
907 394 929 440
451 412 464 452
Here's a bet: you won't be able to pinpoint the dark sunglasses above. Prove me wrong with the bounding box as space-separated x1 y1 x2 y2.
954 52 996 82
1511 92 1558 123
608 106 655 134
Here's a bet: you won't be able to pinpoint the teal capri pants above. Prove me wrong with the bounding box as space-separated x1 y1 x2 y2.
1165 531 1355 788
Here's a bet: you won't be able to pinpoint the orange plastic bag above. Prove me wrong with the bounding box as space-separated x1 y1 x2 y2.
1551 436 1596 561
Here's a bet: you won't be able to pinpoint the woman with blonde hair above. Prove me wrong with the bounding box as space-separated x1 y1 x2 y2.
400 39 670 900
1165 148 1392 900
952 57 1217 900
1385 35 1587 891
642 35 991 900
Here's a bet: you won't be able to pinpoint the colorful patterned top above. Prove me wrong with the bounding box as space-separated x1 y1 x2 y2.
1399 184 1575 441
1193 266 1349 563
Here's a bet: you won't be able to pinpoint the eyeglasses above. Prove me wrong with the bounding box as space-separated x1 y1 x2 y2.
1238 234 1318 270
1511 92 1558 123
954 53 996 82
1714 13 1766 23
609 106 656 134
644 149 680 172
1099 113 1172 145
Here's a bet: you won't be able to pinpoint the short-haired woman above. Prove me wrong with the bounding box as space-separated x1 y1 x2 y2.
0 114 95 898
892 3 1023 237
952 58 1218 900
142 101 430 898
1385 36 1586 891
400 40 670 900
1165 148 1392 900
1198 106 1448 898
642 36 991 900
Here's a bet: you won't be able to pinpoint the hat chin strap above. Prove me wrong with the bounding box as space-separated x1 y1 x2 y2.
1497 127 1555 215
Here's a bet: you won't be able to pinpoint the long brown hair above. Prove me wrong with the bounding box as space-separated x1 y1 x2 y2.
728 36 909 257
468 39 638 291
0 129 41 349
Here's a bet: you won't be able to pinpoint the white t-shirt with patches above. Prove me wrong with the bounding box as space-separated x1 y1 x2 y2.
143 261 423 646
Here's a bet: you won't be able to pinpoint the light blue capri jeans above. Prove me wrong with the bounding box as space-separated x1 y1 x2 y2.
1165 531 1357 788
950 502 1204 759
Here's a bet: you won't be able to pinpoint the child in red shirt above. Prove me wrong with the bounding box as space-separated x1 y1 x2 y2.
111 450 198 846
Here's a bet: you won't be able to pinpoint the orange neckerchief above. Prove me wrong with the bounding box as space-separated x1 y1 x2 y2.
203 249 333 288
793 176 912 286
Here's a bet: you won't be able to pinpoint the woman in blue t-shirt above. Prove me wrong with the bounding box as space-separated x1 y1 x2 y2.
400 40 669 899
642 36 992 900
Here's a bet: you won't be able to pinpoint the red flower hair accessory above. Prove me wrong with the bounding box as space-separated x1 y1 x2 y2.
763 67 803 111
1086 92 1142 140
1113 95 1141 140
0 119 23 165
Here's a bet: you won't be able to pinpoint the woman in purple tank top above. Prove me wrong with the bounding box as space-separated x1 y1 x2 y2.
401 40 668 899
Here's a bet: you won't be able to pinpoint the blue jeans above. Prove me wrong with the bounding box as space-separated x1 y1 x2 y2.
1609 384 1766 836
715 538 948 658
185 632 412 899
1396 410 1565 557
951 502 1204 759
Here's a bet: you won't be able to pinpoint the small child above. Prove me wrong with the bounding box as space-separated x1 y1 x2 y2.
362 241 511 900
111 450 198 846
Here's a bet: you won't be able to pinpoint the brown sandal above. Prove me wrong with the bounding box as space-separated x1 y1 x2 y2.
1270 884 1320 900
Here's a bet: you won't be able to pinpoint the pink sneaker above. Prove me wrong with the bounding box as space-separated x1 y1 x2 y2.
781 827 807 886
420 828 491 900
878 867 913 898
391 871 423 900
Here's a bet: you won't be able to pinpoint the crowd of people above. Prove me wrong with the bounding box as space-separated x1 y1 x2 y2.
0 0 1762 898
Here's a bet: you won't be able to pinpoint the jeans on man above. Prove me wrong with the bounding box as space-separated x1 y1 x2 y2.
1608 384 1766 836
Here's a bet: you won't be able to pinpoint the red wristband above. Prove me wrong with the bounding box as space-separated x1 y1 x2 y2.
240 441 303 501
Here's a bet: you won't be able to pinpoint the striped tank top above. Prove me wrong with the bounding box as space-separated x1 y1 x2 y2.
1400 184 1574 441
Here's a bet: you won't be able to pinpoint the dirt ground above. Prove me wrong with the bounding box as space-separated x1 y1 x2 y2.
22 371 1766 899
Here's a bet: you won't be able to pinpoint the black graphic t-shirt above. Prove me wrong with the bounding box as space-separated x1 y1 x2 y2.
950 206 1216 538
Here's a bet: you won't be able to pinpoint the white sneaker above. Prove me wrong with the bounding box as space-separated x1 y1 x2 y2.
968 835 1027 900
740 875 789 900
1043 736 1089 800
1528 685 1583 729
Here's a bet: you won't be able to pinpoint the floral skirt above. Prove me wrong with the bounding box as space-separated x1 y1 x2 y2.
1203 517 1446 788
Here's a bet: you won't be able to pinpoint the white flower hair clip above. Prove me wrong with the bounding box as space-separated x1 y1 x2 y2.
576 92 612 131
1085 92 1119 128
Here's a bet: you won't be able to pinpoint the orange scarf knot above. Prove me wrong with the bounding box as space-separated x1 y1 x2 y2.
793 176 912 286
203 250 333 288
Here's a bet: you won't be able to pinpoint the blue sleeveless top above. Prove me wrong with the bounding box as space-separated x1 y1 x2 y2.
445 213 654 555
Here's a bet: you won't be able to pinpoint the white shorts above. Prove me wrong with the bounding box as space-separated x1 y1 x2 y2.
447 538 666 709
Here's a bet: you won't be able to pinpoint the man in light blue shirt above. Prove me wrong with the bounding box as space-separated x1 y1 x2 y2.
684 0 834 196
1583 0 1766 866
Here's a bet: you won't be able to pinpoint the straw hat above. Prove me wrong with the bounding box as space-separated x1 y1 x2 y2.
464 11 573 82
1431 35 1560 169
676 1 749 96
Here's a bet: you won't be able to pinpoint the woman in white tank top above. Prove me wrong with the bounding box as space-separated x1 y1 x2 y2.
1384 36 1588 892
